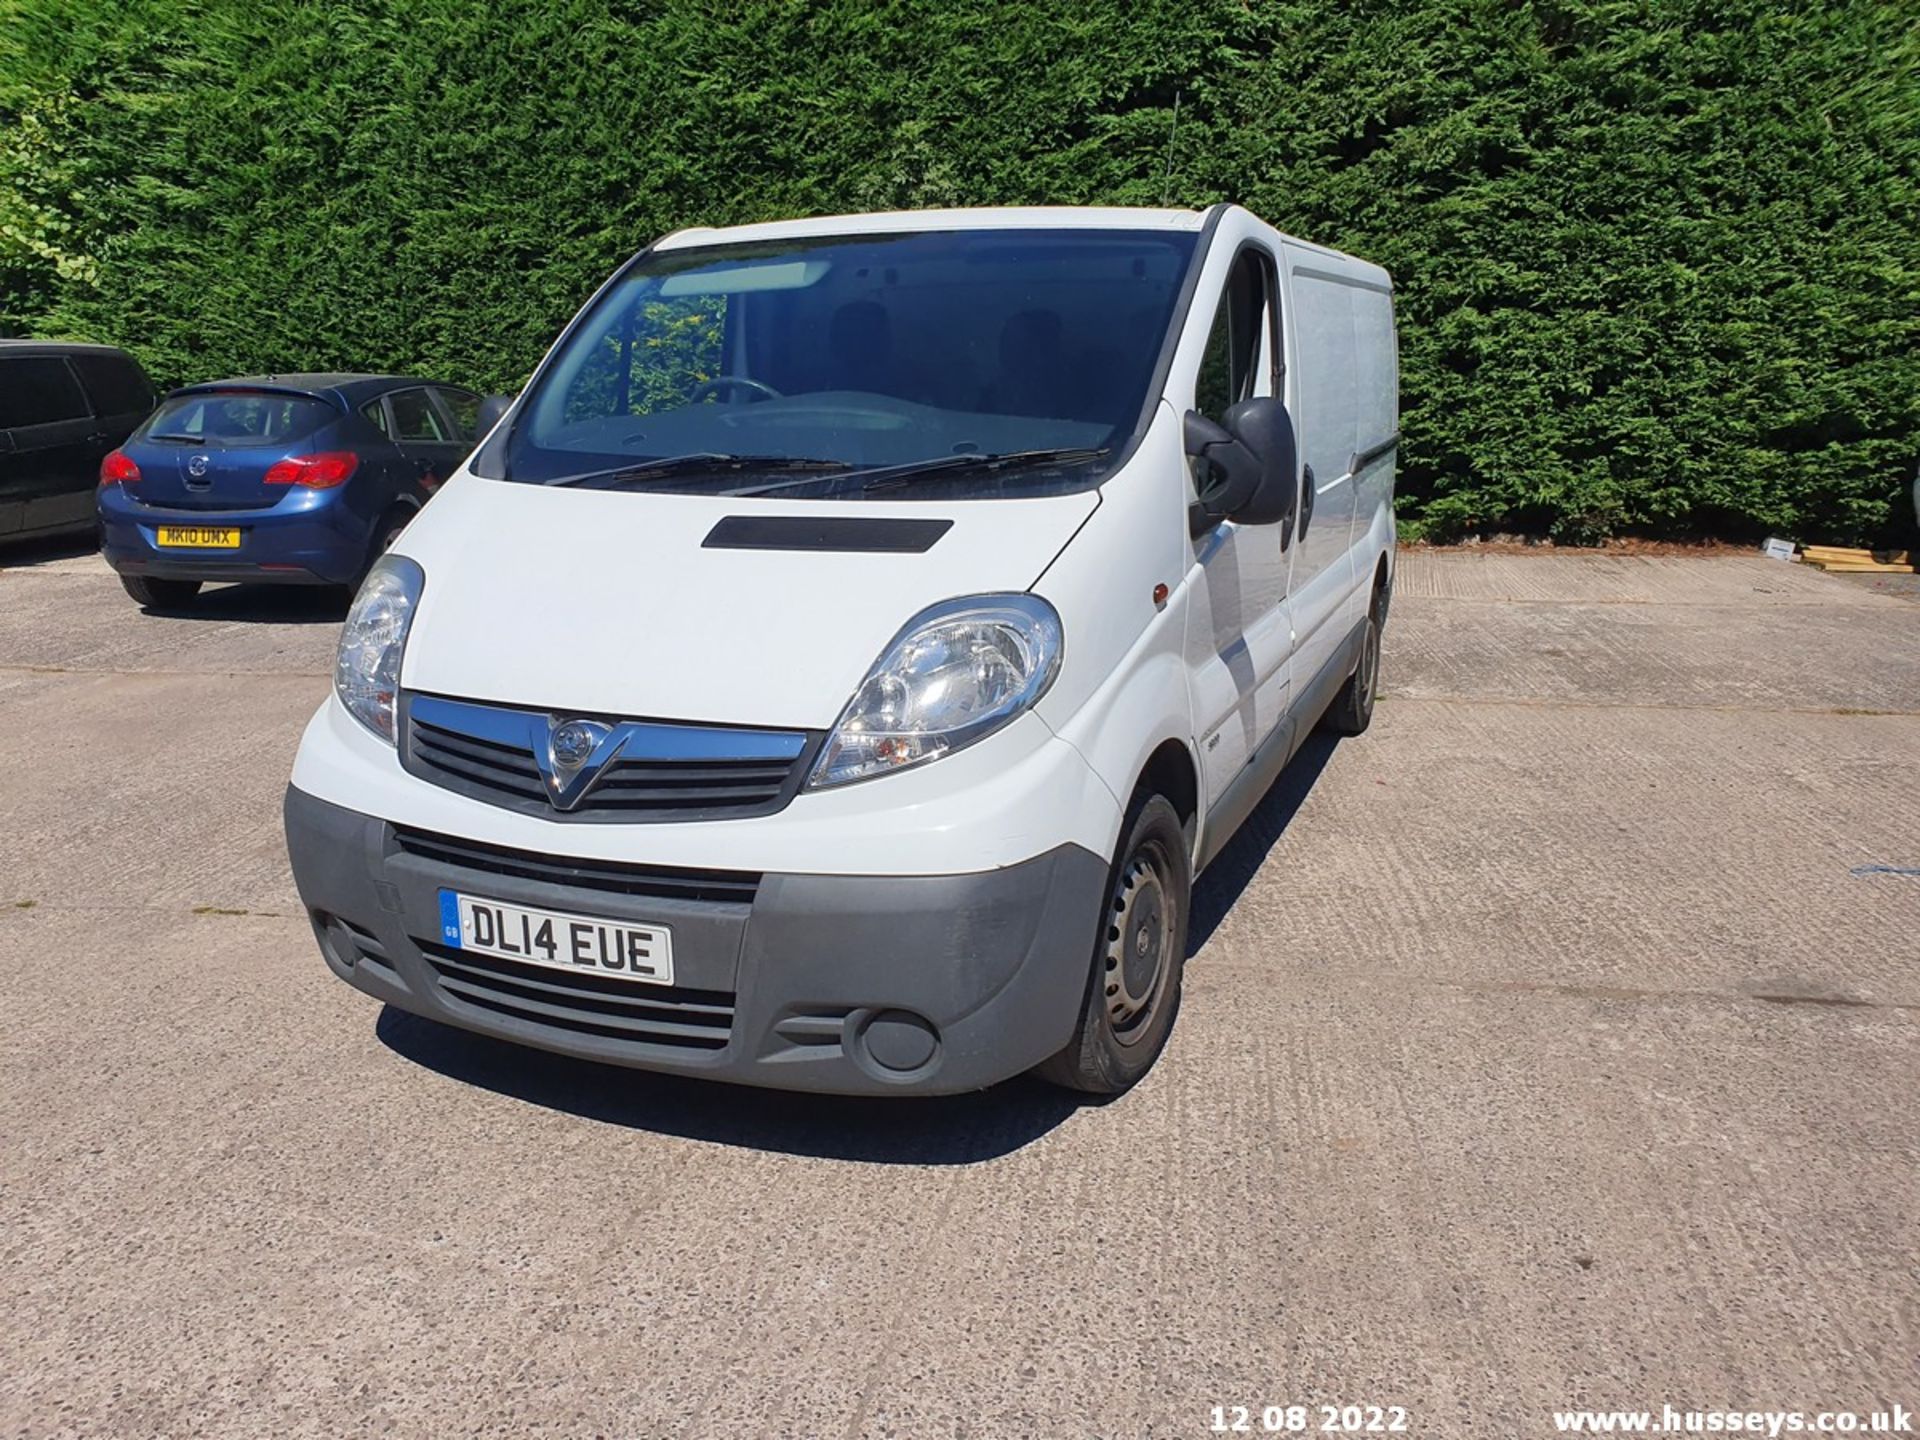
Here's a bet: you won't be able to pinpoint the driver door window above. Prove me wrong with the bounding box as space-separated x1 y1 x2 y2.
1194 249 1279 425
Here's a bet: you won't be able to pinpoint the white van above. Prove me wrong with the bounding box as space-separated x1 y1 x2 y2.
284 205 1397 1096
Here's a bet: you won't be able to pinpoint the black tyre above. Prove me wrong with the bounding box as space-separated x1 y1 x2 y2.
1321 583 1384 737
1036 792 1190 1096
120 575 201 610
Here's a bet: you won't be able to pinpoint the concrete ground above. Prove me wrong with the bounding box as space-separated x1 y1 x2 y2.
1833 567 1920 605
1 543 1915 1439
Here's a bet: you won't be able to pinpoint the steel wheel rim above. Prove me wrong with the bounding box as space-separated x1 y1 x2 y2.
1359 614 1379 709
1103 836 1176 1045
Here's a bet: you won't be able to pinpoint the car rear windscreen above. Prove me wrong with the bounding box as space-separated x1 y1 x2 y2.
141 391 337 448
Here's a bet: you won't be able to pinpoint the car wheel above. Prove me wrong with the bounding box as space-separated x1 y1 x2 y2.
120 575 202 610
1321 584 1384 737
1035 791 1190 1096
350 507 413 594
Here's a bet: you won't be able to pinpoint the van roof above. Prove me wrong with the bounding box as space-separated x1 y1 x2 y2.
653 205 1391 287
657 205 1212 251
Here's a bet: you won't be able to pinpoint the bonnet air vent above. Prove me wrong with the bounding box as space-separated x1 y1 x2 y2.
701 515 953 553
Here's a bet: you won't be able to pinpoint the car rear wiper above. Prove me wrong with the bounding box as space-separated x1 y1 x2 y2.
545 453 851 490
856 447 1112 494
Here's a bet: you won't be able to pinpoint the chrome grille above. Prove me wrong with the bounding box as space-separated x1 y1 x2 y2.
400 692 818 823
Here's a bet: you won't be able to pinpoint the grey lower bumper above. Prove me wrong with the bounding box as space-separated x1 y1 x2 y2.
283 786 1109 1095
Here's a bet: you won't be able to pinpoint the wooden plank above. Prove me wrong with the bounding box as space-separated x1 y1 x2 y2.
1802 546 1912 564
1806 561 1917 574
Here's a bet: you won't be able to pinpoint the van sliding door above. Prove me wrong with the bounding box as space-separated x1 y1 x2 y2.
1278 252 1373 699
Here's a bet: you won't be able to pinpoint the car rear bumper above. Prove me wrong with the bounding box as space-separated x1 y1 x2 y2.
98 490 370 586
284 785 1108 1096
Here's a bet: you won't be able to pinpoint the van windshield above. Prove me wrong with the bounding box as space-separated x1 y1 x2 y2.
500 228 1197 498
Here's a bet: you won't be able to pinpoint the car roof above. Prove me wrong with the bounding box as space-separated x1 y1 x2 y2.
0 339 140 360
656 204 1212 251
170 374 473 405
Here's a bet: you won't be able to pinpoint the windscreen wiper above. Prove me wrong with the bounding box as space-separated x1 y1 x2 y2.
856 447 1112 494
546 453 852 490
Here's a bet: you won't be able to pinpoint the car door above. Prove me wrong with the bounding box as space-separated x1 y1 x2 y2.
70 350 158 457
384 386 467 492
1182 242 1293 809
0 355 100 536
1278 251 1366 701
429 387 482 467
0 360 24 536
69 351 158 524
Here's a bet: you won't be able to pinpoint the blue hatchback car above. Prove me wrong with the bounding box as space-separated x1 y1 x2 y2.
100 374 481 608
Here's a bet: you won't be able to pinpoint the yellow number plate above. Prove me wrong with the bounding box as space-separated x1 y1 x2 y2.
156 526 242 549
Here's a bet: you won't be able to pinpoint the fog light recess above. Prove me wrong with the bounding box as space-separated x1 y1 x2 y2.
856 1009 940 1076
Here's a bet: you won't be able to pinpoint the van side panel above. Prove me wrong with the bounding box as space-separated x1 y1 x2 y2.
1280 247 1395 678
1347 283 1400 592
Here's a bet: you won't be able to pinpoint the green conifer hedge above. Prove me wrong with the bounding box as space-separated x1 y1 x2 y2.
3 0 1915 542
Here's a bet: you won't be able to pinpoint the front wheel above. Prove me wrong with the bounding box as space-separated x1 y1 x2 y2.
1321 585 1383 736
121 575 202 610
1035 792 1191 1096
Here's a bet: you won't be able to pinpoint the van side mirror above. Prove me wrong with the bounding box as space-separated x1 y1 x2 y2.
476 393 516 437
1184 396 1299 530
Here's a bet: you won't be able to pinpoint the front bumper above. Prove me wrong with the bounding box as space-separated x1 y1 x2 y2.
285 786 1108 1095
99 488 370 586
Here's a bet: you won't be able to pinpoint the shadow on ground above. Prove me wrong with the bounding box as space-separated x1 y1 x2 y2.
376 1006 1083 1164
0 533 100 569
136 582 350 625
1189 731 1339 953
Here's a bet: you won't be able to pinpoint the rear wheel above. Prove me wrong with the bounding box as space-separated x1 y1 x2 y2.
120 575 201 610
1035 792 1190 1096
351 506 414 593
1321 582 1384 737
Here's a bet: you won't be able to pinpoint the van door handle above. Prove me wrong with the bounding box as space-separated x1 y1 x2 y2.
1298 464 1316 539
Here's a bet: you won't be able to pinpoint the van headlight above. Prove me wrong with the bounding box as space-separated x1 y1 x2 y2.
334 555 424 743
808 594 1063 790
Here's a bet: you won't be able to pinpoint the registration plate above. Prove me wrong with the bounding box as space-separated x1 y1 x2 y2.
437 890 673 985
156 525 241 549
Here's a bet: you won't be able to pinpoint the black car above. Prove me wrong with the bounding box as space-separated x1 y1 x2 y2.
0 341 158 543
99 374 482 606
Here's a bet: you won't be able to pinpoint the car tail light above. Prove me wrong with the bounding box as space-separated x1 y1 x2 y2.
264 451 360 488
99 450 141 486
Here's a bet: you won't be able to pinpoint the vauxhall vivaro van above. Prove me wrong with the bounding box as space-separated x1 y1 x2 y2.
284 205 1398 1096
